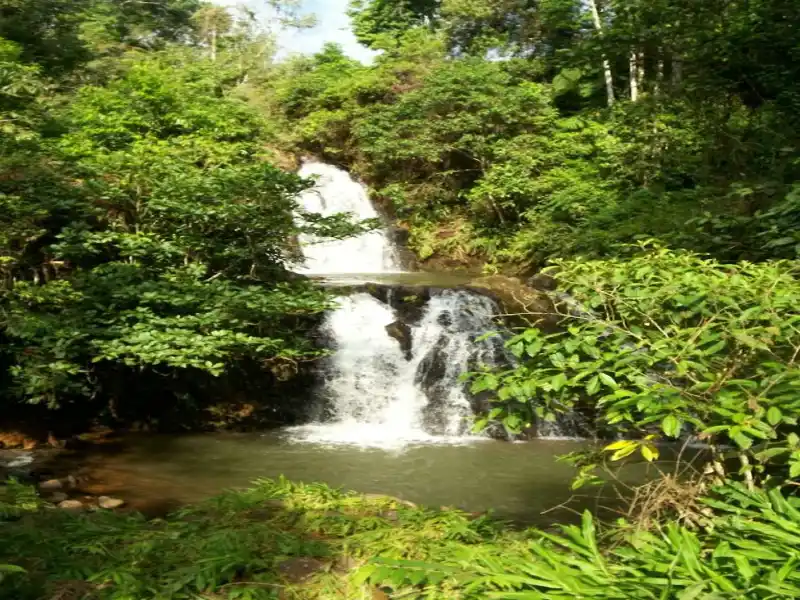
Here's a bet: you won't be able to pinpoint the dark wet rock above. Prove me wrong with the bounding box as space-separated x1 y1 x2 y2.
415 336 454 434
527 272 558 291
366 285 431 324
436 310 453 329
385 320 413 360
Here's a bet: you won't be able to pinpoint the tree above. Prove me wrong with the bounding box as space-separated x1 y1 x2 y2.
587 0 615 106
0 47 370 425
192 5 233 61
349 0 439 48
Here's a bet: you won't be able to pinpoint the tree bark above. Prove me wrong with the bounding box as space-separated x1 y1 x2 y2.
672 54 682 86
637 50 645 92
655 49 664 95
588 0 615 107
630 52 639 101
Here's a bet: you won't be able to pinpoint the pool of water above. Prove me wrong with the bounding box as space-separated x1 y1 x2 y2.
66 432 684 525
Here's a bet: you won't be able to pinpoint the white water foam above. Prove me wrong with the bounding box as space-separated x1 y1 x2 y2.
288 162 507 449
295 161 401 275
288 291 503 449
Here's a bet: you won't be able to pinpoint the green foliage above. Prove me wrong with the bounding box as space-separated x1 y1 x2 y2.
361 481 800 599
349 0 439 48
471 246 800 482
0 45 371 420
270 0 800 269
0 478 506 600
2 478 800 599
0 0 201 75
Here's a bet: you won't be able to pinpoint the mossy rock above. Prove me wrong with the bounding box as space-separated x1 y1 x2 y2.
466 275 559 331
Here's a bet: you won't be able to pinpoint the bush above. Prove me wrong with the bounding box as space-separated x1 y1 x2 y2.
2 478 799 599
471 246 800 484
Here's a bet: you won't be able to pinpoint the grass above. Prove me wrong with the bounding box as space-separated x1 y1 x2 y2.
3 477 800 599
0 477 519 600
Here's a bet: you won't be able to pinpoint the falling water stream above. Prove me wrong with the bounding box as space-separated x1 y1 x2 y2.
290 160 508 448
43 161 671 523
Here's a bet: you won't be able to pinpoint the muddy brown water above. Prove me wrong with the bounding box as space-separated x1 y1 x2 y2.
58 432 699 525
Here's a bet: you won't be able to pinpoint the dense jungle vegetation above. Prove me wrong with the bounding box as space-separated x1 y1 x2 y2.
274 0 800 269
1 0 800 598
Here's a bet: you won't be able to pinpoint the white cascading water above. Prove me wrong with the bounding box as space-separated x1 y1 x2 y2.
295 161 400 275
290 161 506 448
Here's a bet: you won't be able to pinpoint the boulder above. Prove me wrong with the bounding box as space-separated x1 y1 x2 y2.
98 496 125 509
58 499 84 511
39 479 63 491
527 272 558 291
366 284 431 324
0 431 38 450
466 275 559 331
385 320 413 360
414 336 452 434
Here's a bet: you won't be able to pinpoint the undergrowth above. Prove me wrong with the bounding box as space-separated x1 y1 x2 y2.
2 477 800 599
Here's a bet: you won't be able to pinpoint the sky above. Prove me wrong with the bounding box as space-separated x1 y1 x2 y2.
220 0 377 63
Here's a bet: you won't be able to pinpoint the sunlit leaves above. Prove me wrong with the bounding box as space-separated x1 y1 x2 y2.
662 415 681 438
468 247 800 483
0 48 357 411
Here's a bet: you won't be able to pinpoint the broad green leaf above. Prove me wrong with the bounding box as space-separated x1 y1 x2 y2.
662 415 682 438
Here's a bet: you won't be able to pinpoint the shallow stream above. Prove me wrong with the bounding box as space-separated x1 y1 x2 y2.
67 432 684 525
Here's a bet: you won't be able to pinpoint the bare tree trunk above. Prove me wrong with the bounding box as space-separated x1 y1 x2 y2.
588 0 615 107
630 52 639 101
655 49 664 94
211 26 218 62
637 50 645 92
672 54 682 86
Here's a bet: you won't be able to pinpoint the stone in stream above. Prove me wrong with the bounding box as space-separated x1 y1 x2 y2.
467 275 559 331
364 284 431 325
415 335 452 434
39 479 63 491
385 320 413 360
58 499 84 511
98 496 125 509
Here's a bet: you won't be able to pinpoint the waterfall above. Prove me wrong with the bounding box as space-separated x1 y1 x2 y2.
290 161 506 448
295 161 401 274
291 290 506 448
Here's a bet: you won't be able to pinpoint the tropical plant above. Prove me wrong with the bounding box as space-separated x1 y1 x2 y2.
470 245 800 487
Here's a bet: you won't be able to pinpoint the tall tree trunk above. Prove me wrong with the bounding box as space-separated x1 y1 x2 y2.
672 54 682 86
655 48 664 95
588 0 615 107
637 51 645 92
211 26 218 62
630 52 639 101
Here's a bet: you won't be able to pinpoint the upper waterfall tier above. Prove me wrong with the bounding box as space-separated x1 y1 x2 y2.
295 161 402 275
